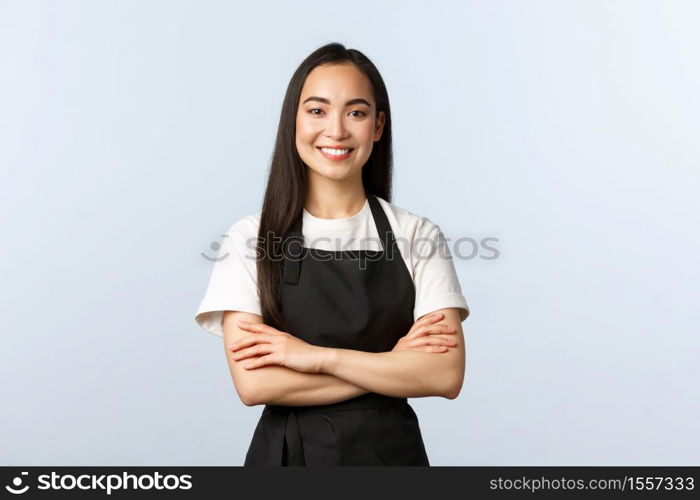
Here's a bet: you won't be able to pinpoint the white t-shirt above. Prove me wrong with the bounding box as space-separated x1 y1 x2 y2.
194 196 469 338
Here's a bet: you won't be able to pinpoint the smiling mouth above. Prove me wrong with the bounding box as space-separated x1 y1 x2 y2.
317 147 354 160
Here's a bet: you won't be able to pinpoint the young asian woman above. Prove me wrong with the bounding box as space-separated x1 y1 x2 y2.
195 42 470 466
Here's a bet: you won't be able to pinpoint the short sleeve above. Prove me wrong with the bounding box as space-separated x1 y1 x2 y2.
194 217 262 338
412 217 470 323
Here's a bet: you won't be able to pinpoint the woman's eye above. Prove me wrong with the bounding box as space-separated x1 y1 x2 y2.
307 109 366 117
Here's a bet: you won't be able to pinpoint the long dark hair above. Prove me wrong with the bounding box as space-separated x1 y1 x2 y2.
257 42 394 331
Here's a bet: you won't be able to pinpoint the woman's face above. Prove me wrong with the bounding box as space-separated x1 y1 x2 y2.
295 62 385 182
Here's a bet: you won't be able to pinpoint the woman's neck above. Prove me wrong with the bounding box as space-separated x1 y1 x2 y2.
305 175 367 219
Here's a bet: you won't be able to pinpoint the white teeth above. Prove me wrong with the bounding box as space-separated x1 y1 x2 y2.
320 147 351 156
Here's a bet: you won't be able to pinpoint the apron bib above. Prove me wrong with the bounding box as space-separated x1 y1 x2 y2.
244 193 430 466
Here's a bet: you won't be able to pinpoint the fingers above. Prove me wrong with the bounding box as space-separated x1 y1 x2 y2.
407 312 453 338
406 313 444 336
232 344 273 361
408 323 456 340
418 345 449 353
408 335 457 348
229 334 274 352
236 321 282 335
417 311 444 327
241 354 273 369
407 312 443 335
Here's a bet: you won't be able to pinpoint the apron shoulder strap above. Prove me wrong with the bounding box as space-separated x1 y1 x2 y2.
367 193 398 256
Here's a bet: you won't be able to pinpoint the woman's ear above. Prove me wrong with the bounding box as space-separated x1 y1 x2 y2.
374 110 386 142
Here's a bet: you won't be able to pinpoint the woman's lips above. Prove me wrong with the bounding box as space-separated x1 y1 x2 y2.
317 147 354 161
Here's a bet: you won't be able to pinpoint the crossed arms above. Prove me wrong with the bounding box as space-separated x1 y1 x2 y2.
222 308 467 406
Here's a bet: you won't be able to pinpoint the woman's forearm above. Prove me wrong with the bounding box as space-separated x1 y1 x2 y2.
247 365 369 406
320 348 463 399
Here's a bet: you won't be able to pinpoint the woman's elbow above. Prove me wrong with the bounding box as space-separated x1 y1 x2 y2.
440 368 464 400
237 380 263 406
240 391 259 407
443 382 462 400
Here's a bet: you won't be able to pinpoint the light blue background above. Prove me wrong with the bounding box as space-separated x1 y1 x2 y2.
1 0 698 466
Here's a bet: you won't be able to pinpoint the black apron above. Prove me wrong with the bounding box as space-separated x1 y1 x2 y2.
243 193 430 466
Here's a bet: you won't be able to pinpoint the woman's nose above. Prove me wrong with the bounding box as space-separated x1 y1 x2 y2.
324 112 348 138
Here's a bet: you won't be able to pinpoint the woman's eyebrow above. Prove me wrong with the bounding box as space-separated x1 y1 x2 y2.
302 96 371 107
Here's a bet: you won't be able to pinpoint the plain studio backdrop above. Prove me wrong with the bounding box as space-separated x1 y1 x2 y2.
1 0 698 466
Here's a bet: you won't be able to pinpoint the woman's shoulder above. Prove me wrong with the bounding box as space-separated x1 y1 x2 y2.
374 195 442 242
225 211 261 239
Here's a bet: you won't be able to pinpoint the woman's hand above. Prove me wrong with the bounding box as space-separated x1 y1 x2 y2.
228 320 326 373
392 312 458 353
